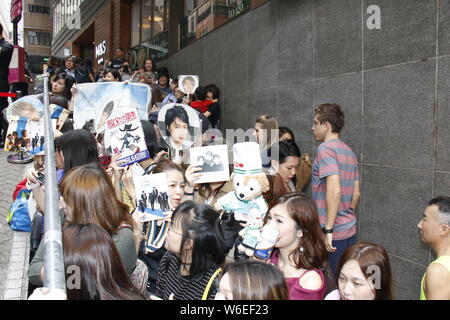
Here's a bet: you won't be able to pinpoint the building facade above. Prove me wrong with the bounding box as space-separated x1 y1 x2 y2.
50 0 268 69
160 0 450 300
24 0 52 73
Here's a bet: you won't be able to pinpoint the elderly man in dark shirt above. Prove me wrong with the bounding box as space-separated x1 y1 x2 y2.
0 24 14 146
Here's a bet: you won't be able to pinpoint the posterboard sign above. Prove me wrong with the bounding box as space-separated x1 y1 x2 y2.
189 145 230 184
178 75 199 95
73 82 151 132
49 104 70 130
133 172 171 221
105 108 149 166
4 117 54 155
6 95 44 122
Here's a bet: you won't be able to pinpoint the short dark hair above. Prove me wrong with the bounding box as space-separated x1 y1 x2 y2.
104 69 122 81
278 140 301 164
314 103 345 133
279 126 295 142
141 120 159 159
429 196 450 225
205 84 220 100
194 86 207 101
158 73 169 82
164 105 189 130
53 72 75 100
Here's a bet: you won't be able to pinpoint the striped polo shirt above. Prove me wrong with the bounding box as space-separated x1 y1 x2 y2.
312 139 359 240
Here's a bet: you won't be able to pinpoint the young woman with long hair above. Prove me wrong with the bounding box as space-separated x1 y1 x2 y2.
63 223 145 300
264 140 301 205
264 192 329 300
135 160 186 295
28 163 137 286
337 242 393 300
155 201 226 300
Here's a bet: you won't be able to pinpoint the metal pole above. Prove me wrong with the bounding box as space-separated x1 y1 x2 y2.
13 23 18 46
39 73 66 292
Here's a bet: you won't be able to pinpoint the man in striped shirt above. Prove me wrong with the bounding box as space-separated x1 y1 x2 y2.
311 103 361 274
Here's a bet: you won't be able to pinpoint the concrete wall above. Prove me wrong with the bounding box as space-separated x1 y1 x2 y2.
161 0 450 300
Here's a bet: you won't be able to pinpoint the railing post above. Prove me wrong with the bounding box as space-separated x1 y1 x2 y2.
39 73 66 293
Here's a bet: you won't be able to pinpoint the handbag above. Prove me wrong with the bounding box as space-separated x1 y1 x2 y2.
296 153 312 191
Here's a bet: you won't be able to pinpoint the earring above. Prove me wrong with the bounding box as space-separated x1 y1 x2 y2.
299 246 304 253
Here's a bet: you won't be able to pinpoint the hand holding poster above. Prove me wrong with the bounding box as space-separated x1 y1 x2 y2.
189 145 230 184
133 172 171 222
106 108 149 166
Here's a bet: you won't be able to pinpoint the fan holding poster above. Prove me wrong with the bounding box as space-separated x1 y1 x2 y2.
105 108 149 166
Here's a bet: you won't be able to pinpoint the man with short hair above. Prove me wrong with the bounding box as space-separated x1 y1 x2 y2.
418 196 450 300
311 103 360 274
0 23 13 145
64 56 88 83
111 47 127 70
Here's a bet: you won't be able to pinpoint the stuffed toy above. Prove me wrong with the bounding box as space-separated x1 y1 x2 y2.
214 142 270 257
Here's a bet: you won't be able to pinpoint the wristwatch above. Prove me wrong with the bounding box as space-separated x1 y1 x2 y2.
322 227 334 234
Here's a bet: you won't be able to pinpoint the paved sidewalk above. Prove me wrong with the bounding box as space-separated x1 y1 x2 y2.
0 150 28 299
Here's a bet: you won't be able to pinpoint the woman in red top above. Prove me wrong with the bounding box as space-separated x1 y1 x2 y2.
265 192 329 300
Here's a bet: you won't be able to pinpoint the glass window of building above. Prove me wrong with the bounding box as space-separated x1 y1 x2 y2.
141 0 152 41
131 0 141 47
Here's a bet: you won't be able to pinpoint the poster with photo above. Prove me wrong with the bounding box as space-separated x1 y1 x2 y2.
178 75 199 95
49 104 70 130
133 172 171 221
189 145 230 184
6 95 44 122
3 117 54 155
157 103 201 149
105 108 149 166
27 120 47 155
73 82 151 132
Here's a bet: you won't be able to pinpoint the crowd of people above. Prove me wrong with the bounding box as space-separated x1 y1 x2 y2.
1 39 449 300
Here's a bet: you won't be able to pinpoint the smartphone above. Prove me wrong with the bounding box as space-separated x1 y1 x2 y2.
36 172 45 184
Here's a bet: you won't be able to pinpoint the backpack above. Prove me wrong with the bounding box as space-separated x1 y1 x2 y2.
7 189 32 232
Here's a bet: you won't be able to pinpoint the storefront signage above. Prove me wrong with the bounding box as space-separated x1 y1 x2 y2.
10 0 23 23
96 40 108 58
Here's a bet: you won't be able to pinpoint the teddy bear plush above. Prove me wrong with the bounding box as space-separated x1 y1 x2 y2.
214 142 270 258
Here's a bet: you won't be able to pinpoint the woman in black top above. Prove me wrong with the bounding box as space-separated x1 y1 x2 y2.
205 84 221 129
155 201 226 300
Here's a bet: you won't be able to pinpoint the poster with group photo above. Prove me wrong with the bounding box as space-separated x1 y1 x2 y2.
189 145 230 184
73 82 151 132
4 117 54 155
133 172 171 221
178 75 199 95
105 108 149 166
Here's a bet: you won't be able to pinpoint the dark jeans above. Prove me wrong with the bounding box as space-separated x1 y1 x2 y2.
328 234 357 275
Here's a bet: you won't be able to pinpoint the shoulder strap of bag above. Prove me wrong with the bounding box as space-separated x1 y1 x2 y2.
202 267 223 300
